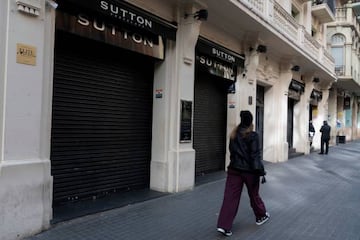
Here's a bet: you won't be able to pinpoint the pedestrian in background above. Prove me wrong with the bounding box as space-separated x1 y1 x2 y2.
309 120 315 147
217 110 269 237
319 120 331 154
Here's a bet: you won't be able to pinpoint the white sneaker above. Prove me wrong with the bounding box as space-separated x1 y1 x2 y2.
256 212 270 225
217 227 233 237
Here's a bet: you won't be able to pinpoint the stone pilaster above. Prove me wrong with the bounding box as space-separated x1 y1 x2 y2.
263 63 292 162
293 76 314 154
150 4 203 193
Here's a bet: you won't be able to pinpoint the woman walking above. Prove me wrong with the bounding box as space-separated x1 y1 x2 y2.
217 110 269 237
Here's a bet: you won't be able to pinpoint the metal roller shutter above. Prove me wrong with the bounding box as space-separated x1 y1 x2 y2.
193 69 228 176
51 32 154 204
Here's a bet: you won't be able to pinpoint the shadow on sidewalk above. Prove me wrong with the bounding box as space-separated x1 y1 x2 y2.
52 189 168 224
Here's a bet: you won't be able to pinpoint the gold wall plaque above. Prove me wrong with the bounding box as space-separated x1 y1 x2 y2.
16 43 37 66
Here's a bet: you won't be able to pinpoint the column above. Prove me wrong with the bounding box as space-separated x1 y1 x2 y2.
263 63 292 162
328 88 337 144
294 76 313 154
317 84 332 142
238 48 259 114
0 1 55 240
226 48 258 166
150 4 203 193
0 0 7 168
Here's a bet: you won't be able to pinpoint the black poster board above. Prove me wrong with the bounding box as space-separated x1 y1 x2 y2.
180 100 192 143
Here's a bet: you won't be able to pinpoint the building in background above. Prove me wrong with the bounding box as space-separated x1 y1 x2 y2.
1 0 355 239
327 0 360 142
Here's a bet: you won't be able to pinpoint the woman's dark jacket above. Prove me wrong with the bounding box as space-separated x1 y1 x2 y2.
228 126 266 176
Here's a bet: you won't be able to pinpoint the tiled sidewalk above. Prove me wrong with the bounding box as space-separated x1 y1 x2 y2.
27 141 360 240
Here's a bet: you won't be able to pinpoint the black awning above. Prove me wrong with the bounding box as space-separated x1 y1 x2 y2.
56 0 177 40
311 89 322 100
289 79 305 93
196 37 244 67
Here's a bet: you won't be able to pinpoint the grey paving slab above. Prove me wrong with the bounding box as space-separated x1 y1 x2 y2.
26 141 360 240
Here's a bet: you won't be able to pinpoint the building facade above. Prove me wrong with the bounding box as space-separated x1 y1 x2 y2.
327 0 360 142
0 0 348 239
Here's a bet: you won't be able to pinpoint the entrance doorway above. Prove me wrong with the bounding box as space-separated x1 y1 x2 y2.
193 69 228 177
287 98 295 149
256 85 265 151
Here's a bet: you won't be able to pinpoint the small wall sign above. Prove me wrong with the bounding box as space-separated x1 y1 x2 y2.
248 96 252 105
16 43 37 66
228 101 235 108
155 89 163 98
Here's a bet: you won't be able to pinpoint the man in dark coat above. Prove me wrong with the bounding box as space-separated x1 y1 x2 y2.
319 120 331 154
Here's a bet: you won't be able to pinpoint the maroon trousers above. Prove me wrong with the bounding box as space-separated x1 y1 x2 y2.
217 169 267 230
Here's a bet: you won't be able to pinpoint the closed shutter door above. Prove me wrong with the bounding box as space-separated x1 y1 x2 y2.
193 69 228 176
51 32 154 203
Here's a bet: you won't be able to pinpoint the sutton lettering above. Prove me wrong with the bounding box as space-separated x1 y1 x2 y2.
100 1 152 29
212 48 236 63
77 14 154 47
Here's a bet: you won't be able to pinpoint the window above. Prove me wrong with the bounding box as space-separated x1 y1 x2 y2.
312 26 317 38
331 34 345 75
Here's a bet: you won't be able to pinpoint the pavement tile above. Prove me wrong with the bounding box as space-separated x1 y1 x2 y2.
26 141 360 240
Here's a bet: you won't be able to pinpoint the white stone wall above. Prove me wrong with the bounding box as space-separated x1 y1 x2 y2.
150 16 200 192
0 1 54 239
0 0 8 167
327 18 360 142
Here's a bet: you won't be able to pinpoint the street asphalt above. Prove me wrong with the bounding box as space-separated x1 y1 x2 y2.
26 140 360 240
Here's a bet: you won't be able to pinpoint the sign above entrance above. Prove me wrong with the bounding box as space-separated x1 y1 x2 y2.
56 0 177 40
196 38 244 81
311 89 322 101
288 80 305 101
196 38 244 66
56 11 164 60
196 54 237 81
289 79 305 93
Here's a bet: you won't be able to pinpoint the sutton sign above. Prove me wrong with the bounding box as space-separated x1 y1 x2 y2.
56 11 164 60
99 1 153 29
56 0 176 39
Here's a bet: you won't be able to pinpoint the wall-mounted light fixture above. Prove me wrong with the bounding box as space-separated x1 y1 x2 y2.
185 9 208 21
291 65 300 72
46 0 58 9
256 45 267 53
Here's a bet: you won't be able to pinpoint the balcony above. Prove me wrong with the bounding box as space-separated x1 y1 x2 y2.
312 0 336 24
335 5 360 38
335 65 345 76
237 0 335 74
331 5 360 96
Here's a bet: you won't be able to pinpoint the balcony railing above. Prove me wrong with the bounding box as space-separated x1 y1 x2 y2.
312 0 336 15
333 6 360 80
312 0 336 24
335 65 345 76
238 0 335 74
334 7 360 36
